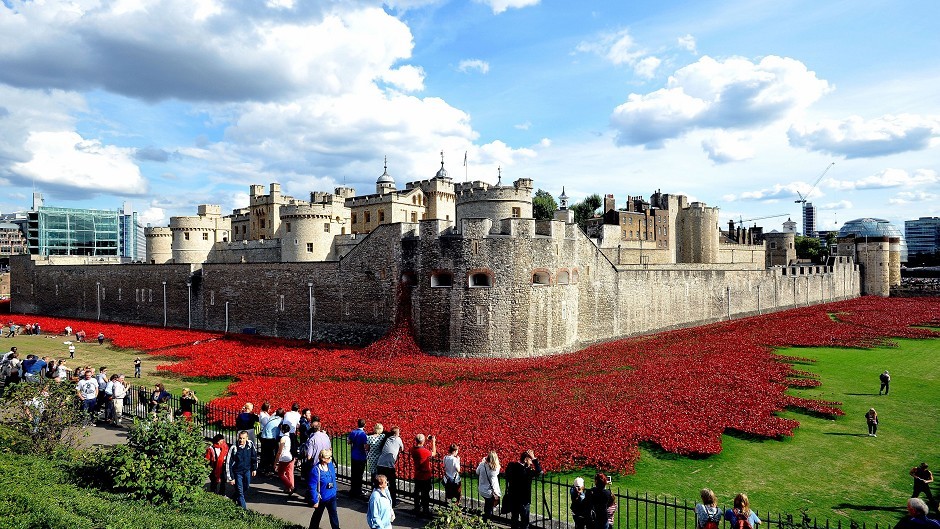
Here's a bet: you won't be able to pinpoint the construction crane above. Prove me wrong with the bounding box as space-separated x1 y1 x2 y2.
732 213 790 228
795 162 835 235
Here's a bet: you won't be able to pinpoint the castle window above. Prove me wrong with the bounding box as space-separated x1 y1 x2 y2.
412 196 417 205
210 290 215 306
260 219 266 229
352 213 357 224
411 212 417 223
307 243 314 252
324 223 330 233
279 294 285 312
184 232 190 240
469 272 493 288
431 271 454 288
379 210 385 222
770 242 777 250
532 270 551 286
202 232 209 241
557 270 570 285
286 222 292 233
511 207 521 218
365 211 371 223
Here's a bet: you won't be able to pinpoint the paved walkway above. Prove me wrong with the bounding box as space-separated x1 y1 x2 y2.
85 424 427 529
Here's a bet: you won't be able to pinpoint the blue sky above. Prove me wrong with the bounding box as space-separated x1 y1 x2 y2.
0 0 938 234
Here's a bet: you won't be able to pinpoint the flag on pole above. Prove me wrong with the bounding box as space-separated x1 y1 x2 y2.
463 151 467 167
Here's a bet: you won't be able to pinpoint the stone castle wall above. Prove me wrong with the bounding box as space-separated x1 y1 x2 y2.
10 220 861 357
0 272 9 298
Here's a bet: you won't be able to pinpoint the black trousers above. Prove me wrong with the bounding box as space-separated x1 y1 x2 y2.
376 465 398 505
510 503 532 529
414 479 432 513
350 459 366 496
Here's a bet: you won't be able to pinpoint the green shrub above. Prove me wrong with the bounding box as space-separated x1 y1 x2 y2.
425 501 493 529
102 413 207 504
0 452 301 529
0 379 84 457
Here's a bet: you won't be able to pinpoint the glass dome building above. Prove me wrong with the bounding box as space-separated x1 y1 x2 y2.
838 218 907 262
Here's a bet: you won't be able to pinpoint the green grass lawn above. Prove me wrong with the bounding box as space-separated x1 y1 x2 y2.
555 337 940 527
1 334 232 401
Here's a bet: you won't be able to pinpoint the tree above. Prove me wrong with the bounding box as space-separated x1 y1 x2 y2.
103 413 208 504
572 193 602 231
0 380 85 456
532 189 558 221
795 236 823 263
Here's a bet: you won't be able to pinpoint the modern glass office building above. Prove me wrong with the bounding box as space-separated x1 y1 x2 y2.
27 206 121 256
905 217 940 256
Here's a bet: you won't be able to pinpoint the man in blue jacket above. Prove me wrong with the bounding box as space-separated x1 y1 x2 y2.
225 430 258 509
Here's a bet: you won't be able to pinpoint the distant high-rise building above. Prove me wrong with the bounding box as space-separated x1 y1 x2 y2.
782 217 797 234
905 217 940 256
802 202 817 237
119 202 145 261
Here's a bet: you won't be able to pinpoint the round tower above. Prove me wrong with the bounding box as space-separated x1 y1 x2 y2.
888 237 901 286
678 202 719 263
144 226 172 264
279 204 346 262
170 205 229 264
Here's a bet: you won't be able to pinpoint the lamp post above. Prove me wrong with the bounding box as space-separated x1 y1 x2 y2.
96 282 101 320
186 280 192 329
308 282 314 343
161 281 167 327
225 301 230 334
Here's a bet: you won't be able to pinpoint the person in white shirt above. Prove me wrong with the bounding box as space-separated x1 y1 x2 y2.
110 375 127 425
477 450 501 522
443 444 462 502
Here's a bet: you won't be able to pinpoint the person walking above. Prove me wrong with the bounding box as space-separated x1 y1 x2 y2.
75 369 98 425
410 433 437 518
68 343 75 359
309 448 340 529
133 357 141 378
367 473 394 529
866 408 879 437
225 430 259 509
879 370 891 395
503 449 543 529
110 374 127 425
275 423 296 497
375 426 404 506
477 450 501 522
348 418 369 499
910 463 935 505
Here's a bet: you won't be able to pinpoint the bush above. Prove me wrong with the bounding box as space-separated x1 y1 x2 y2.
425 501 493 529
0 379 84 457
0 451 302 529
102 413 207 504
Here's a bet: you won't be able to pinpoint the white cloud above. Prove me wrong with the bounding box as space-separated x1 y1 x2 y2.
475 0 541 15
12 131 147 196
889 191 938 205
701 131 755 163
820 200 852 210
539 138 552 148
458 59 490 74
576 29 661 79
0 2 419 103
381 65 426 92
677 34 697 54
139 206 167 227
515 121 532 130
824 168 939 190
610 55 831 148
723 182 819 202
788 114 940 158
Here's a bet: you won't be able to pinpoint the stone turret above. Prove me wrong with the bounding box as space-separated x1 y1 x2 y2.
144 226 172 264
170 205 231 264
455 172 534 224
677 202 719 263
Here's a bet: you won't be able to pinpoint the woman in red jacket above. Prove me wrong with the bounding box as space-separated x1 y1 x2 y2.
205 434 229 495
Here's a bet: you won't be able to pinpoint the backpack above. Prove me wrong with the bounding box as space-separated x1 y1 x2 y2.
733 510 753 529
701 506 722 529
0 359 11 378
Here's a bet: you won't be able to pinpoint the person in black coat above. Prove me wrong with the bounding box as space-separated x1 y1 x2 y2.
589 473 615 529
502 450 543 529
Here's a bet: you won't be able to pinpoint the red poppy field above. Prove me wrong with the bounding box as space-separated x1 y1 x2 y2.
6 296 939 474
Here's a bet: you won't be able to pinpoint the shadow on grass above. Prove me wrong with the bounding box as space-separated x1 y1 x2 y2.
639 441 712 461
784 406 843 420
823 432 869 437
721 429 778 444
832 503 906 513
845 393 880 396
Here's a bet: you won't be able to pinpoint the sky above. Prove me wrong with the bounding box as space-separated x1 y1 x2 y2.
0 0 938 234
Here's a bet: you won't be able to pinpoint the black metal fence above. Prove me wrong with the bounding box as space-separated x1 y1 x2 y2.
41 372 886 529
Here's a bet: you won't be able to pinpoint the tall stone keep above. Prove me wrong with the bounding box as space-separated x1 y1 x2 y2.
677 202 719 263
